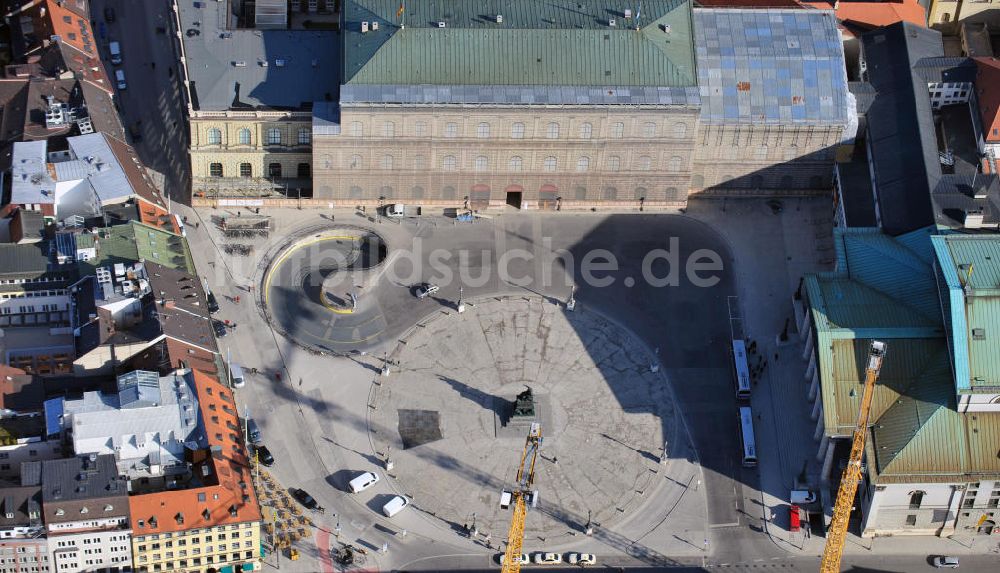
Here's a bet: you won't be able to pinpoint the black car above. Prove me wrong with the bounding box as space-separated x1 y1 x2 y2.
207 292 220 313
212 320 228 338
103 7 115 23
291 488 319 510
254 445 274 466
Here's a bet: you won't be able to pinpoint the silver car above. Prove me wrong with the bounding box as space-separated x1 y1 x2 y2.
932 556 959 569
416 283 439 299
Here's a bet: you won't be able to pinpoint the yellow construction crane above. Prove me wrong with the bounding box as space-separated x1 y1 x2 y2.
820 340 886 573
500 422 542 573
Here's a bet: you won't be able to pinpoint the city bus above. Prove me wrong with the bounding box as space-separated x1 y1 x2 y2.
738 406 758 467
732 339 751 400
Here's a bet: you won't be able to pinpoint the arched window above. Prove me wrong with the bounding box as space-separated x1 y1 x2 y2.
638 156 652 171
511 122 525 139
579 123 593 139
908 491 926 509
412 155 426 170
350 122 363 137
509 156 523 172
207 128 221 145
239 163 252 178
380 185 393 198
610 122 624 138
642 122 657 137
383 122 395 137
574 186 587 200
297 163 310 178
268 163 282 177
442 186 456 199
380 155 394 170
668 156 683 172
349 186 364 198
634 187 647 200
665 187 679 200
411 186 425 199
576 157 590 172
672 122 687 138
444 123 458 138
238 128 251 145
477 123 490 138
602 186 618 200
443 155 457 170
784 144 799 161
691 174 705 188
349 155 362 169
754 146 768 160
543 156 557 172
209 163 223 177
607 156 621 172
266 128 281 145
414 121 428 136
298 128 310 145
475 156 489 171
546 122 560 139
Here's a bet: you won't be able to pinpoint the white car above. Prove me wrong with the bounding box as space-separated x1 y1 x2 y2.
347 471 380 493
566 552 596 565
498 553 529 565
533 552 562 564
932 556 960 569
382 495 410 517
415 283 439 299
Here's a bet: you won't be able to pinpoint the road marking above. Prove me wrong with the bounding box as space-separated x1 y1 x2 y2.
263 236 358 308
710 522 740 528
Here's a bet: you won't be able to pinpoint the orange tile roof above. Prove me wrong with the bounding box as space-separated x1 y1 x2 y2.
42 0 114 96
138 198 181 235
976 58 1000 144
802 0 927 30
128 369 260 535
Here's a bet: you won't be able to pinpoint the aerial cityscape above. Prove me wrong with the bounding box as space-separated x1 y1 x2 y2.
0 0 998 572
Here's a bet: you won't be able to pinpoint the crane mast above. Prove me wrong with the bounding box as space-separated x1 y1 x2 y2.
500 422 542 573
819 340 886 573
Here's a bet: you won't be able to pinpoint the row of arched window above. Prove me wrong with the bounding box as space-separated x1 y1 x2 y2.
347 120 689 140
207 162 310 178
331 185 684 201
204 127 311 146
339 154 687 173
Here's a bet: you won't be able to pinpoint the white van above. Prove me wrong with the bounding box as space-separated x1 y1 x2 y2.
109 41 122 65
348 471 380 493
230 364 245 388
382 495 410 517
115 69 126 90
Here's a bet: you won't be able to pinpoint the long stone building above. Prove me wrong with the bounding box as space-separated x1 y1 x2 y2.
309 1 853 209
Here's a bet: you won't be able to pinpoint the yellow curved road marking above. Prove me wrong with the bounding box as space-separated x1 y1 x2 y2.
263 236 358 309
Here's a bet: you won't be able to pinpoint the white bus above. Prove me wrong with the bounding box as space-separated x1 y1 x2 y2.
738 406 758 467
732 339 751 400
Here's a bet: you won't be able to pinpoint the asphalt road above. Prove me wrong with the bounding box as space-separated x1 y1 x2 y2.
92 0 191 204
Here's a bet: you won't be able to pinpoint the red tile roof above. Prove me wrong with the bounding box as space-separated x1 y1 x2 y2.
801 0 926 30
977 58 1000 144
128 369 260 535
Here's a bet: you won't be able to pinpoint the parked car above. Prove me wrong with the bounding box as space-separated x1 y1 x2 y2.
207 291 220 313
212 320 228 338
932 556 960 569
348 471 380 493
103 7 115 23
382 495 410 517
291 488 319 510
254 444 274 466
415 283 439 299
114 69 126 90
533 552 562 564
498 553 529 565
246 418 261 443
566 553 596 565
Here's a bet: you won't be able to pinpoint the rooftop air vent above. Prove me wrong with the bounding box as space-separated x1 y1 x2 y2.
496 14 503 23
609 18 616 27
233 61 247 67
372 21 379 31
438 21 446 28
361 21 369 33
625 9 633 18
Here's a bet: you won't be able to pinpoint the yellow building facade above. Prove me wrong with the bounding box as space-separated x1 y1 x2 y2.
131 520 261 573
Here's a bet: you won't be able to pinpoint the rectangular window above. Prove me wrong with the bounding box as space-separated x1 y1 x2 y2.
905 514 917 526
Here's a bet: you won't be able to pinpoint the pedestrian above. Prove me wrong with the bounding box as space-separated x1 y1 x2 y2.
299 377 303 386
234 295 240 304
195 221 200 229
762 360 768 372
552 456 558 465
774 352 779 361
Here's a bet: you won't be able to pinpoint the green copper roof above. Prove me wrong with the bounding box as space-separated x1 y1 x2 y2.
932 235 1000 393
344 0 696 87
79 222 194 276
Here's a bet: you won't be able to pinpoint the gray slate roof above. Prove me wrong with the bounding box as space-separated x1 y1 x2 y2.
0 243 51 277
693 8 850 126
177 0 338 111
860 22 942 236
